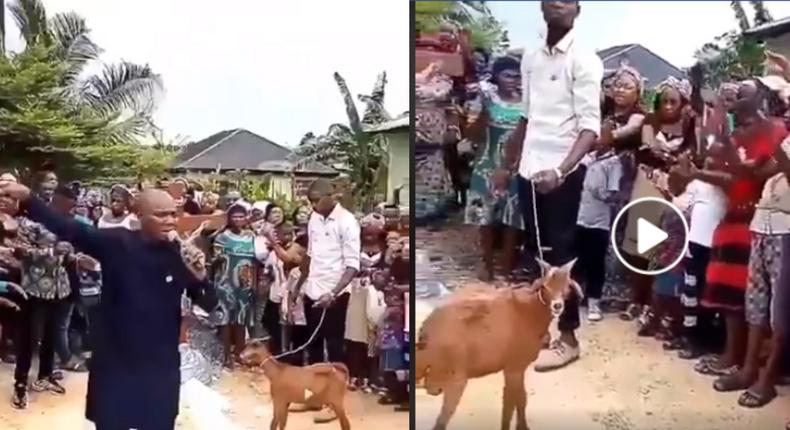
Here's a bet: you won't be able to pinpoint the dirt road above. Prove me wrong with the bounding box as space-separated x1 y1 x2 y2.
0 365 408 430
414 225 790 430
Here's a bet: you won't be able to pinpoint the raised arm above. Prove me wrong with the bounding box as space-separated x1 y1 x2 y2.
23 197 108 259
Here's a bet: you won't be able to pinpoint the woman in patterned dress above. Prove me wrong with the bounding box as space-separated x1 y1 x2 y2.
594 66 645 309
415 63 455 223
620 77 697 323
463 56 524 281
212 204 258 368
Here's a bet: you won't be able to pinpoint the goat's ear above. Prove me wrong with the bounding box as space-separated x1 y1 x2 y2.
560 258 577 274
535 257 552 277
570 279 584 301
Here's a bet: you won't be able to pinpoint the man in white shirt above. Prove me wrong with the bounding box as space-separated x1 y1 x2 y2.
505 0 603 372
291 179 360 423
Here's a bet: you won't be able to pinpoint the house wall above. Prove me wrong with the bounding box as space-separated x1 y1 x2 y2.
384 130 410 206
765 33 790 66
270 175 292 200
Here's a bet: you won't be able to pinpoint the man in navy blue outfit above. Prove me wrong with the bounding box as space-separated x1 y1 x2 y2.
0 181 217 430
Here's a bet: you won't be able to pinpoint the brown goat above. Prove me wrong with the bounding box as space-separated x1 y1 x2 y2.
239 339 351 430
415 259 582 430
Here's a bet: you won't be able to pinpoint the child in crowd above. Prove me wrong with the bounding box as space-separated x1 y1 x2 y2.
345 214 386 392
373 268 408 411
575 150 625 322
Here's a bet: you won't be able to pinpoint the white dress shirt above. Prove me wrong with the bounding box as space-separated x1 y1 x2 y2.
519 29 603 178
304 204 361 301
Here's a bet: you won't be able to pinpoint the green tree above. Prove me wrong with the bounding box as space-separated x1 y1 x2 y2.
0 0 166 180
295 72 390 212
415 1 507 53
695 1 773 87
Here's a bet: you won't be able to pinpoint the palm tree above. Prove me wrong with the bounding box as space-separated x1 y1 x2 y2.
749 0 773 26
695 0 775 86
7 0 162 145
415 1 506 53
295 72 390 212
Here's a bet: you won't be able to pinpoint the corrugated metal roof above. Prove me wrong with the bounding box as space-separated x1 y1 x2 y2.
173 128 336 175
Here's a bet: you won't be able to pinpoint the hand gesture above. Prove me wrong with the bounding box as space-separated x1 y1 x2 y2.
76 254 99 271
531 169 561 194
0 181 31 202
416 62 441 84
0 297 20 311
313 293 334 309
0 280 27 300
766 50 790 72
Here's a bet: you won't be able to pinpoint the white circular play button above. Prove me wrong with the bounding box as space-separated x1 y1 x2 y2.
611 197 690 276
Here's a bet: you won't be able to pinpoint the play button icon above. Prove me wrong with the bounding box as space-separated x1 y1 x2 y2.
612 197 689 276
636 218 669 254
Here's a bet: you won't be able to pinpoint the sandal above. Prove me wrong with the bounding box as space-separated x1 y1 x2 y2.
31 377 66 395
663 337 685 351
393 403 409 412
378 395 398 405
11 383 27 410
62 359 89 373
737 388 777 408
713 373 753 392
619 304 640 321
695 360 738 377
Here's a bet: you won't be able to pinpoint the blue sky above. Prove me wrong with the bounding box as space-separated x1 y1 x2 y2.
5 0 409 146
491 1 790 67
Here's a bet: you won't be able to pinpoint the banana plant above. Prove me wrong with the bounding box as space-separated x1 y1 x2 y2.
296 72 390 212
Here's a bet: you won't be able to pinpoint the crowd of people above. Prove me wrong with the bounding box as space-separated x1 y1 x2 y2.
416 0 790 426
0 170 410 426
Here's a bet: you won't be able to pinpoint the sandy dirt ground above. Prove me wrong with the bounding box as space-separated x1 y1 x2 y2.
0 364 409 429
415 225 790 430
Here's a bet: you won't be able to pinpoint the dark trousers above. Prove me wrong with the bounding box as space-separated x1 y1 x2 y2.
518 167 586 333
93 417 176 430
262 299 284 354
574 226 609 300
15 297 61 385
261 299 308 366
303 293 349 365
55 298 76 364
345 340 371 380
681 242 711 338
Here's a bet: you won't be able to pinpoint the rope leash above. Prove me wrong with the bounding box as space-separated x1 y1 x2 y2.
259 305 328 368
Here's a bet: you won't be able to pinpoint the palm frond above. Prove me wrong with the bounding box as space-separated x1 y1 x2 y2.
730 1 751 32
749 0 773 26
98 113 153 146
8 0 48 47
81 61 163 117
333 72 363 135
49 12 101 84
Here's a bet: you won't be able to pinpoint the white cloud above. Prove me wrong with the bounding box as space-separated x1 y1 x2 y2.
5 0 409 145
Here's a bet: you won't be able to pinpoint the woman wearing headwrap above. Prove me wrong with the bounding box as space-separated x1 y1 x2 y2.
200 192 222 216
577 65 646 322
415 63 455 223
619 76 697 325
463 55 525 281
211 204 258 368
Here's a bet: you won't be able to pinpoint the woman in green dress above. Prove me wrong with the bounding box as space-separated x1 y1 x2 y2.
463 56 525 281
212 204 258 368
